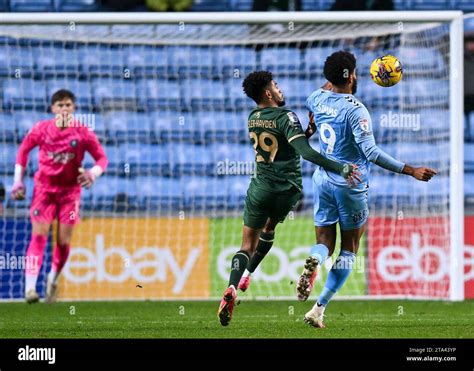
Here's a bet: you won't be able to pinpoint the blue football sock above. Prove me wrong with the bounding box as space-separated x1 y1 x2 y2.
310 243 329 265
318 249 356 306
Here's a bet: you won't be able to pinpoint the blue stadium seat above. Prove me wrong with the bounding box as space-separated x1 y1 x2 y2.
359 76 402 109
185 79 227 110
105 111 154 144
169 46 216 77
171 144 213 176
415 175 449 205
302 0 332 10
141 79 181 110
455 0 474 11
391 142 447 172
411 0 450 9
124 45 169 78
13 111 45 139
469 112 474 141
232 0 253 10
319 0 334 9
9 0 53 11
47 79 93 110
276 77 322 108
208 143 255 175
27 147 40 175
303 47 340 74
356 49 379 72
369 175 414 207
301 176 313 210
465 143 474 173
91 176 138 211
465 12 474 31
122 143 171 177
183 176 230 210
198 111 248 143
393 0 408 10
402 79 449 107
3 80 48 110
301 0 320 10
35 44 82 78
214 46 257 75
227 77 255 110
398 47 445 76
151 112 198 143
92 78 141 110
0 0 8 10
80 187 93 210
91 145 121 175
138 176 185 211
465 173 474 205
79 46 126 78
55 0 99 11
191 0 230 11
228 175 251 209
0 143 18 175
260 47 302 75
0 46 35 78
465 113 470 142
0 113 16 143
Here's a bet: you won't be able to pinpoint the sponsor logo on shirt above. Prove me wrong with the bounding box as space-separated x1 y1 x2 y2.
47 151 75 164
359 118 370 132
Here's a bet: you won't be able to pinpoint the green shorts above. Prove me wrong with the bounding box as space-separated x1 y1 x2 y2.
243 183 302 229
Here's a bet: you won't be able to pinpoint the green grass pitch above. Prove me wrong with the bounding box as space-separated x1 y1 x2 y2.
0 300 473 338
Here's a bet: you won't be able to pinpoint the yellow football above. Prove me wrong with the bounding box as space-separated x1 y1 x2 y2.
370 55 403 87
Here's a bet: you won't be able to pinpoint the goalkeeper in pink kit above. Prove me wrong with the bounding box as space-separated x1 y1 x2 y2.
11 90 108 303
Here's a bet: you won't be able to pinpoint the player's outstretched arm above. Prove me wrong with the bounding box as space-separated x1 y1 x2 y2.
11 125 40 200
290 136 361 185
401 165 437 182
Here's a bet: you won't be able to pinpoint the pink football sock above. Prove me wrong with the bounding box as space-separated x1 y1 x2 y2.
49 243 71 283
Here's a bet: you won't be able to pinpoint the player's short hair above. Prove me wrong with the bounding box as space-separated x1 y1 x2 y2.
242 70 274 104
323 51 356 86
51 89 76 105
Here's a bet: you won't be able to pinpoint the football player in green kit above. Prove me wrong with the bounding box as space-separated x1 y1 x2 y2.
218 71 361 326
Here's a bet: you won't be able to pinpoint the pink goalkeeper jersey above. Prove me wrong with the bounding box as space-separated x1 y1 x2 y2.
16 118 108 192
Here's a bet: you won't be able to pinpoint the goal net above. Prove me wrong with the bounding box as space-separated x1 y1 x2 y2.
0 12 466 301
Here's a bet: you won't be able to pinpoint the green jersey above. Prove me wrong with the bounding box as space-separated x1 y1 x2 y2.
248 106 306 192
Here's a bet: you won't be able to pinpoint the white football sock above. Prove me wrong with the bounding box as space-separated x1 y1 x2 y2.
25 273 38 294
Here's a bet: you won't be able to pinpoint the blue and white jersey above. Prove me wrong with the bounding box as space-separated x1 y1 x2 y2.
306 88 374 187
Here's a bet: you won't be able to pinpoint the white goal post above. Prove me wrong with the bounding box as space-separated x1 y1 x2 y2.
0 11 465 302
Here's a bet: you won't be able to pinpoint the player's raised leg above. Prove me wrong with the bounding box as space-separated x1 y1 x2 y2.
218 225 260 326
297 173 338 302
305 224 365 328
238 217 278 292
297 225 336 301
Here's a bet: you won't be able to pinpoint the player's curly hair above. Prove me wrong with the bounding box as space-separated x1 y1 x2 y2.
323 51 356 86
51 89 76 105
242 70 273 104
